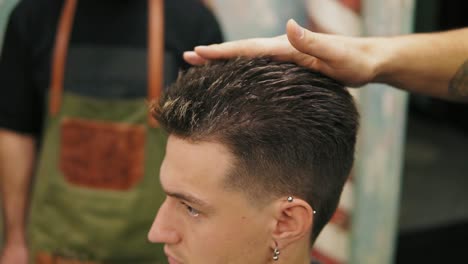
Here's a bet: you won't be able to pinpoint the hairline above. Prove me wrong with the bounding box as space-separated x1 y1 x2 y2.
169 133 281 208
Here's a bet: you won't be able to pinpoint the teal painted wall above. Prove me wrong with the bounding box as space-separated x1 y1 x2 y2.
351 1 415 263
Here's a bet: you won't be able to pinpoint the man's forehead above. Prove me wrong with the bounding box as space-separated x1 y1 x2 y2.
165 135 233 169
160 135 234 194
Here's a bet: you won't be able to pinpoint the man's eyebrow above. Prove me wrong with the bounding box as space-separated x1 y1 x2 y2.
165 190 209 208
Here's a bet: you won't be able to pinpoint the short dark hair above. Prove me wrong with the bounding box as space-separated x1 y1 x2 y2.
152 57 359 244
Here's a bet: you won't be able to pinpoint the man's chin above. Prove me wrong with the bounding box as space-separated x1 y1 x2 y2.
164 246 184 264
167 255 183 264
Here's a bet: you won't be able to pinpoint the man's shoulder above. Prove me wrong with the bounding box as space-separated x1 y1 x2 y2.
166 0 216 24
13 0 62 17
165 0 222 46
8 0 62 33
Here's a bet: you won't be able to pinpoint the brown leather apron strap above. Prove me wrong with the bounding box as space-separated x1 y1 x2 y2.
49 0 77 116
49 0 165 127
148 0 164 127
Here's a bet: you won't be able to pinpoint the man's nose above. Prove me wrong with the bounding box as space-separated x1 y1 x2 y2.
148 198 181 244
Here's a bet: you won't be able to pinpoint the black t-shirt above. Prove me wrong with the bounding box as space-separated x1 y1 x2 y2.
0 0 223 136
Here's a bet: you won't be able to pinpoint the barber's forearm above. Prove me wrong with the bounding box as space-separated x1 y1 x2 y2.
375 27 468 102
0 129 36 245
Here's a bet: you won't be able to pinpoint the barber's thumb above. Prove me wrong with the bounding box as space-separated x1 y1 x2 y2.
286 19 315 55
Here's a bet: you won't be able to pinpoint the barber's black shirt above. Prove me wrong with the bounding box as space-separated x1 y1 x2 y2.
0 0 223 136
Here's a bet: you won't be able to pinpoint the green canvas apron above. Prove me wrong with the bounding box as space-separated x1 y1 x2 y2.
28 0 167 263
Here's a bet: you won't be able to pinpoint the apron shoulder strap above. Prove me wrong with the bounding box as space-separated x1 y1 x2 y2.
148 0 164 127
49 0 165 128
49 0 77 116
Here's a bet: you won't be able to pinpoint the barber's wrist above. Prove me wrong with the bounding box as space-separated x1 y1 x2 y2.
370 36 397 86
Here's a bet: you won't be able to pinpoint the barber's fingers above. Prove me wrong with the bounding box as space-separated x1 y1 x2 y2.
184 39 266 65
285 19 378 86
192 36 293 60
286 19 346 63
183 51 208 65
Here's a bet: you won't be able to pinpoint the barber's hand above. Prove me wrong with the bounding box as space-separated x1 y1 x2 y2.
184 19 386 87
0 242 29 264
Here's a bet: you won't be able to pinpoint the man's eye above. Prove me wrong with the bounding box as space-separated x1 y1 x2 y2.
182 203 200 217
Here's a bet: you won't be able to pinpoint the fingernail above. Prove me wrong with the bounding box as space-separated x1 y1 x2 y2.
183 51 195 57
194 45 208 52
290 19 304 39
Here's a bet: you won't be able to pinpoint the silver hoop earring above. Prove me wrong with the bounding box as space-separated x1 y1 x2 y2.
273 247 280 261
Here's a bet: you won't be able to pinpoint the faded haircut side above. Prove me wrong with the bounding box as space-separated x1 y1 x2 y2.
151 57 359 244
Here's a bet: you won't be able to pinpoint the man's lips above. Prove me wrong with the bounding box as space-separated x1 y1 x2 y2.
164 247 183 264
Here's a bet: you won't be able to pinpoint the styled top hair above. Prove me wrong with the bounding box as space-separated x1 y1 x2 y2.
152 57 359 244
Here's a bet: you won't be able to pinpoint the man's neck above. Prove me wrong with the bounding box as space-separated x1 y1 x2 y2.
274 241 311 264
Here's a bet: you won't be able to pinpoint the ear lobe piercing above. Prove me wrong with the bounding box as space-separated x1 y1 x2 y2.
273 247 280 261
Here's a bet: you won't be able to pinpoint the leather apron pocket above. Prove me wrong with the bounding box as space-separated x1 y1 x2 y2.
36 252 99 264
60 117 146 190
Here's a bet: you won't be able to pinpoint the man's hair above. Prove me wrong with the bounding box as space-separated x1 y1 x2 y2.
152 57 359 243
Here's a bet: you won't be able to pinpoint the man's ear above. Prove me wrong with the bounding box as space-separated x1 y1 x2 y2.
270 197 314 249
